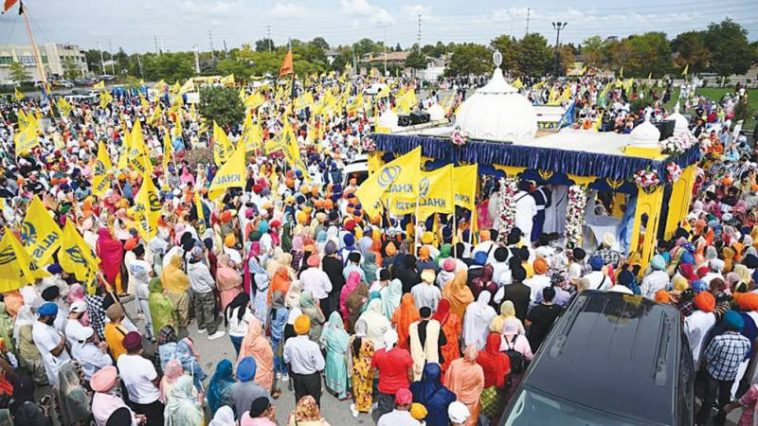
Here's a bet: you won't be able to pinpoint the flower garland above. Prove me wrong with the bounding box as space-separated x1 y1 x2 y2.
633 168 661 192
659 132 695 155
666 162 682 183
451 126 468 146
361 137 377 152
564 184 587 248
496 176 518 241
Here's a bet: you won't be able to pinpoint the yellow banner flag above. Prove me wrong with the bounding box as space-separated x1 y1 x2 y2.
99 91 113 108
0 229 37 291
128 121 153 175
92 142 113 197
221 74 235 86
133 173 161 241
21 196 63 265
213 121 235 166
355 146 421 218
280 122 309 180
57 96 73 117
453 164 478 210
179 78 195 94
14 120 38 156
139 93 149 110
512 78 523 89
163 128 173 173
14 88 24 102
194 191 205 228
59 220 99 282
387 164 454 219
245 92 265 110
93 81 105 90
242 113 262 152
208 140 246 200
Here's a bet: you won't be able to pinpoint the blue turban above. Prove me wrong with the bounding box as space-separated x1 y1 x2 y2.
474 251 488 266
343 233 355 248
680 251 695 265
236 356 257 382
724 310 745 332
38 302 58 317
691 279 708 294
258 221 269 234
589 255 604 271
47 263 63 274
650 255 666 271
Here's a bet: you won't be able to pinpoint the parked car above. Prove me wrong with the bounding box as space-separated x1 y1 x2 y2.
500 291 694 426
342 154 369 188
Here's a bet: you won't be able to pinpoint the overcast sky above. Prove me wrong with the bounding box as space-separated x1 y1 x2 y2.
0 0 755 54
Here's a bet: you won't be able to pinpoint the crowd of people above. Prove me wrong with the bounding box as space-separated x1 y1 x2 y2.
0 71 755 426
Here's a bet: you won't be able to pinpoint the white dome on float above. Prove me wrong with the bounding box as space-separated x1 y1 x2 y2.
630 119 661 146
455 51 537 143
378 109 399 130
667 102 690 134
427 103 445 121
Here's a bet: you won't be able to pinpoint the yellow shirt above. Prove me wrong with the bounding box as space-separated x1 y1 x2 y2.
104 323 128 360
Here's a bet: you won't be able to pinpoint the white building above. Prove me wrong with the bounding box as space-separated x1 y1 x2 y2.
0 43 88 83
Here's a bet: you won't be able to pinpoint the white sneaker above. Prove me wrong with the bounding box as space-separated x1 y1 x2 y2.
350 403 359 418
280 374 289 382
207 330 226 340
197 328 206 334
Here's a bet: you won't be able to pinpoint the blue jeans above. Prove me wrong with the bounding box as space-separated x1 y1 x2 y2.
271 337 287 375
230 335 243 357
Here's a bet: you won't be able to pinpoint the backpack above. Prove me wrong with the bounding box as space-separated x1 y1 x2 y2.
503 334 526 374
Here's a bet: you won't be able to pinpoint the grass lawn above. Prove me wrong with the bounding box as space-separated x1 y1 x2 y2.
663 87 757 130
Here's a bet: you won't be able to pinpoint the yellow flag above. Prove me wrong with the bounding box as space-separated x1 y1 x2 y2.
213 121 235 166
395 89 417 114
99 91 113 108
148 103 163 125
14 88 24 102
93 81 105 90
512 78 523 89
0 229 37 291
208 140 246 200
92 142 113 197
14 120 38 155
221 74 235 86
139 94 149 110
592 111 604 131
388 164 454 219
162 128 173 173
242 113 262 152
170 81 181 93
681 64 689 76
280 122 309 179
21 196 63 265
133 173 161 241
355 146 421 217
59 221 99 282
57 97 73 117
128 121 153 175
153 80 166 91
179 78 195 94
453 164 478 210
245 92 265 110
194 190 205 227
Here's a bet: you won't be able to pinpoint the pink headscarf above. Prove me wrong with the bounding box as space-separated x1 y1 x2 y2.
67 283 85 304
180 166 195 186
242 243 261 296
340 271 362 320
159 359 184 403
96 228 123 285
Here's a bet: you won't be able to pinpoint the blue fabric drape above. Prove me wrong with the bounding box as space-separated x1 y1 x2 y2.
374 134 701 182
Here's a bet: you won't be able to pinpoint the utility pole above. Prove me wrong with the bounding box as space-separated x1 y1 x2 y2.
97 41 105 75
193 45 200 74
108 38 115 75
223 40 227 57
208 30 215 59
154 35 160 55
417 14 422 47
552 22 567 76
526 8 531 36
136 54 143 78
267 26 272 52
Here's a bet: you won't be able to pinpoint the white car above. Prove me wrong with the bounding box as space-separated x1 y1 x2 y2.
363 83 387 95
342 154 369 187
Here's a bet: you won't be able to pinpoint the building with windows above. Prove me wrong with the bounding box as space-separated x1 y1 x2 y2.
0 43 88 83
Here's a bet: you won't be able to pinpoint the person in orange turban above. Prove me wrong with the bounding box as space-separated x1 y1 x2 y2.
294 315 311 335
533 258 548 275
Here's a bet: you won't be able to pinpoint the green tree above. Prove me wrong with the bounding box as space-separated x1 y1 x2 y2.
621 32 671 77
517 33 552 76
311 37 330 51
490 35 520 73
557 45 576 75
9 61 30 84
62 58 82 80
582 36 604 67
670 31 710 74
704 18 755 77
352 38 379 58
142 52 195 82
84 49 104 74
405 46 427 70
445 43 491 77
199 86 244 129
255 38 275 52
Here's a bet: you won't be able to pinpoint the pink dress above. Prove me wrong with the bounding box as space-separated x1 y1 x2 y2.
739 385 758 426
216 265 243 310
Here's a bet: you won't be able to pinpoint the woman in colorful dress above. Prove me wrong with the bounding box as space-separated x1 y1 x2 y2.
320 312 350 400
348 331 375 417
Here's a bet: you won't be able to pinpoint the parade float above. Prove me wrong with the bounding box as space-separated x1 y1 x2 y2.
368 52 701 270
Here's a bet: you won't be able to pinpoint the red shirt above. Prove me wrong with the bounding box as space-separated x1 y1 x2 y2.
371 347 413 394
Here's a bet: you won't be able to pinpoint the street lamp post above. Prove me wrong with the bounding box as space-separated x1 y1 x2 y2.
552 21 567 76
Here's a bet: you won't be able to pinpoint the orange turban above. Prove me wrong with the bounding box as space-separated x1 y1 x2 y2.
533 258 548 275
